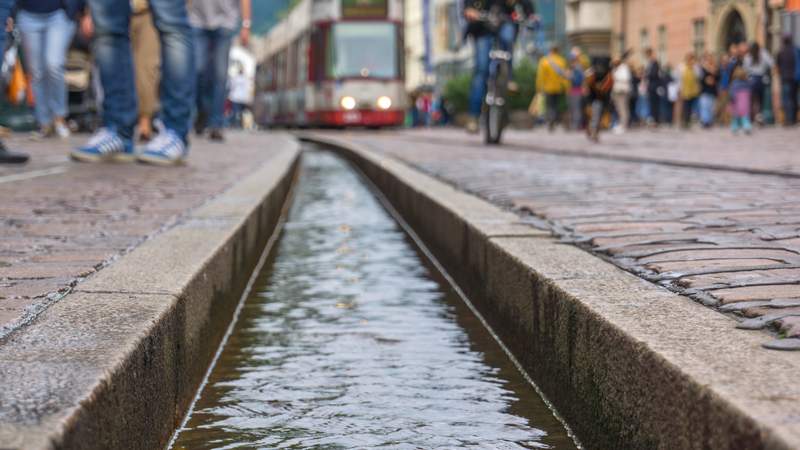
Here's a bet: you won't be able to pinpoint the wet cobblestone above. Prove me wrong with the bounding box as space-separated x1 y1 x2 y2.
332 128 800 350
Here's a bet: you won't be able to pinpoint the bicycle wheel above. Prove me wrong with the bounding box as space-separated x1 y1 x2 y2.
484 61 509 145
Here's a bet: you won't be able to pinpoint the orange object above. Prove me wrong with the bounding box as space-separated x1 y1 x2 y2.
7 61 26 105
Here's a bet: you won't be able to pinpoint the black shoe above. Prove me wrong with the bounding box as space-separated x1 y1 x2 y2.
0 141 29 164
194 111 208 136
209 129 224 142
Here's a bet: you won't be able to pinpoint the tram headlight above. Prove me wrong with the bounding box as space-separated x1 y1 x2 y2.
340 96 357 111
376 96 392 110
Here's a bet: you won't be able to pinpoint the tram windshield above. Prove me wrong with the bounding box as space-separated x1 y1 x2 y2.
327 22 398 79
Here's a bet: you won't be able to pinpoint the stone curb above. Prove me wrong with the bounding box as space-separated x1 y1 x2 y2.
0 134 300 450
304 133 800 450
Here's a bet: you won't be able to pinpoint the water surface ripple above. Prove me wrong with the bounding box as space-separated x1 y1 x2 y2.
173 151 576 449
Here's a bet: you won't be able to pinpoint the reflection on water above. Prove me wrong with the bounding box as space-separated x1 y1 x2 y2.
172 151 576 449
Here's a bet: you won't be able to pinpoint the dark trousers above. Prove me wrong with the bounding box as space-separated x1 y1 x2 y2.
648 91 660 123
682 97 698 128
545 93 564 128
782 80 798 125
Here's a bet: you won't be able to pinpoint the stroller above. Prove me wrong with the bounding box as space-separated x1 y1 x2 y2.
64 33 99 132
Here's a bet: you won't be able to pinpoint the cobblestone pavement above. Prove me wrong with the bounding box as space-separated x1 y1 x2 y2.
326 128 800 350
404 127 800 176
0 131 288 339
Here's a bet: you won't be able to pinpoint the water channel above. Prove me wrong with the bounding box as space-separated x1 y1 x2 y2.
171 150 577 449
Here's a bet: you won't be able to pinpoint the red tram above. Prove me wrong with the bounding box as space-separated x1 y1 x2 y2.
254 0 406 128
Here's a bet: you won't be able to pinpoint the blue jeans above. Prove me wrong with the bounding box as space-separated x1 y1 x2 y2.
0 0 10 51
17 9 76 126
468 23 516 118
698 93 716 127
194 27 234 129
88 0 194 141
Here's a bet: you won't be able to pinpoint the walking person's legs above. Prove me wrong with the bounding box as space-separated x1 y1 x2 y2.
193 27 211 133
138 0 195 165
612 92 629 133
43 9 76 138
698 93 715 128
782 81 798 126
131 11 161 140
206 28 235 140
467 35 491 132
17 11 51 133
72 0 138 162
545 94 558 131
588 99 605 141
648 91 660 124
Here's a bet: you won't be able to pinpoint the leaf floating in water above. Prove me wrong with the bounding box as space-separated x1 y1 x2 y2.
336 301 356 309
339 224 351 233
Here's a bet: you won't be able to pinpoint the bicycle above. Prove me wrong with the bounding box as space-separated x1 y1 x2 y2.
478 10 537 145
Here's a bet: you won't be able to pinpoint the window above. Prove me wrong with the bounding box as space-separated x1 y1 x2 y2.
326 22 399 79
658 25 667 64
693 19 706 55
640 28 649 60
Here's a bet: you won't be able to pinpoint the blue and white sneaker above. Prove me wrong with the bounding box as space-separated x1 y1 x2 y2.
137 128 187 166
71 128 134 163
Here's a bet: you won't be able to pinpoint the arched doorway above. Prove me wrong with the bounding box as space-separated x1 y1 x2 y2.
720 9 747 49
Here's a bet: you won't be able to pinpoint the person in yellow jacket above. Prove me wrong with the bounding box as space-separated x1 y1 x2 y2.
536 46 570 131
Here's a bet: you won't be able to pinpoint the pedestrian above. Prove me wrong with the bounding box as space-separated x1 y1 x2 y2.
536 45 569 131
585 56 613 142
698 52 718 128
72 0 195 165
191 0 251 142
663 64 678 125
227 62 252 128
679 53 701 128
131 0 160 141
718 43 742 125
644 48 661 125
16 0 85 139
776 34 798 126
730 66 752 134
611 54 632 134
634 65 650 124
567 57 585 130
743 41 774 125
0 0 28 163
628 63 641 127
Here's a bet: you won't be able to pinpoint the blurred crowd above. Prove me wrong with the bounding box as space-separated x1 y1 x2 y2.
534 37 800 141
0 0 253 165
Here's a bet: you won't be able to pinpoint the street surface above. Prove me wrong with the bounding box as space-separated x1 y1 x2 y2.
325 127 800 349
0 132 285 339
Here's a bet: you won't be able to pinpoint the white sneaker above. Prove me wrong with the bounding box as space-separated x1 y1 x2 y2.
54 121 71 139
137 128 187 166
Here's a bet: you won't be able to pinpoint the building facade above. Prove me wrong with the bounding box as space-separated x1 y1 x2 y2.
601 0 799 67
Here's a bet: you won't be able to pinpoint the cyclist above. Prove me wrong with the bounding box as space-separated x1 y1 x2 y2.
463 0 536 134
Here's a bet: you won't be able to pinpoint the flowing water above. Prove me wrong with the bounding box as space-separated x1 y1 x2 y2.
171 150 577 449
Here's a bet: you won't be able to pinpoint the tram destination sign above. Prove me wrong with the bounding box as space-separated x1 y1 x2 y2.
342 0 387 18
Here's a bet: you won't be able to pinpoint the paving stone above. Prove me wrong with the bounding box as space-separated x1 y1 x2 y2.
327 128 800 348
0 132 287 334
